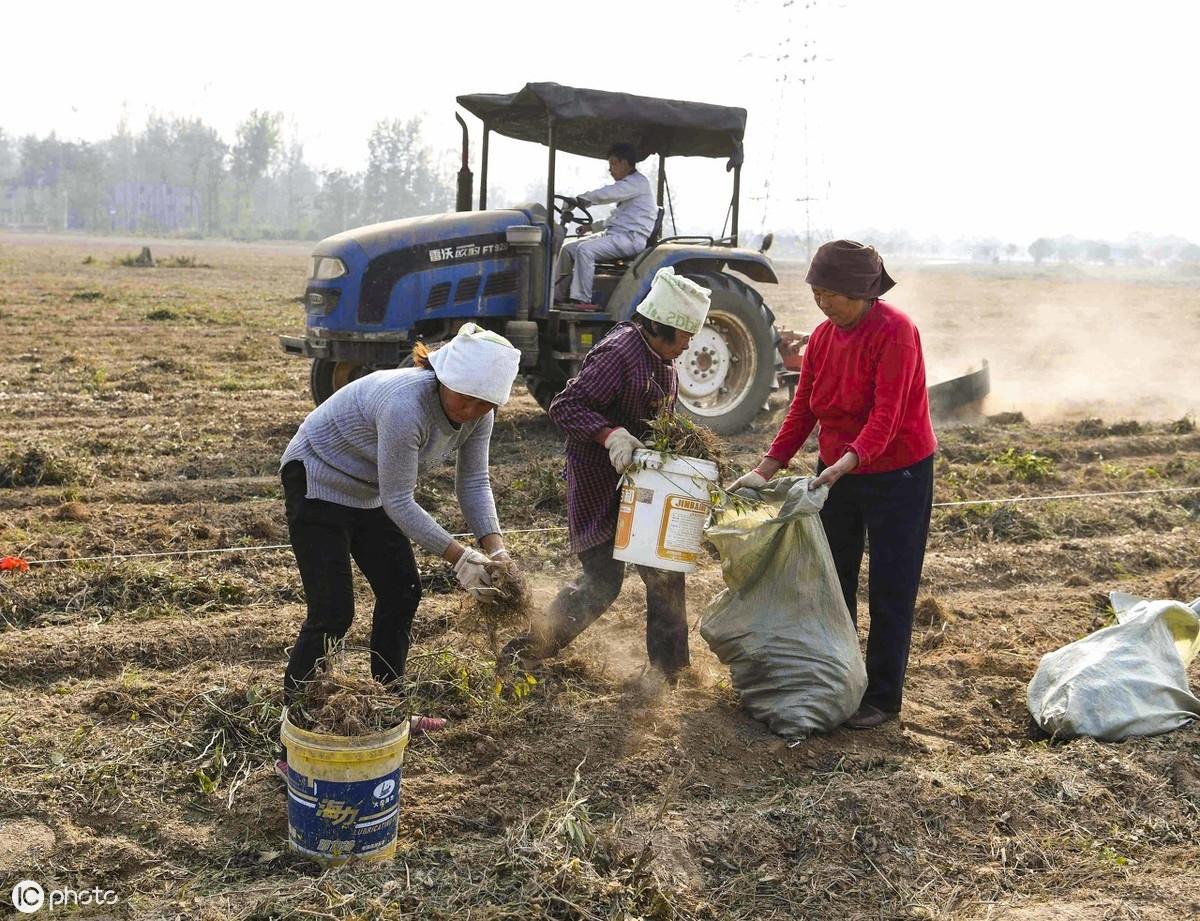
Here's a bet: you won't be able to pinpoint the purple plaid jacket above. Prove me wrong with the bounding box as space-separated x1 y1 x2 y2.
549 323 678 553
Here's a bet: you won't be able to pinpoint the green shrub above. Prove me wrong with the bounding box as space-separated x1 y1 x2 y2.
990 448 1054 482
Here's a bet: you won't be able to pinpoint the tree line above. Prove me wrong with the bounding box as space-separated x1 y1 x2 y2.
754 229 1200 267
0 112 451 239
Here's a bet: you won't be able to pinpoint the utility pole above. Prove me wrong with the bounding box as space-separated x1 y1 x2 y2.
795 195 820 261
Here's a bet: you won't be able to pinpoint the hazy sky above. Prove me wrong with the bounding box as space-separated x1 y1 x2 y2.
6 0 1198 243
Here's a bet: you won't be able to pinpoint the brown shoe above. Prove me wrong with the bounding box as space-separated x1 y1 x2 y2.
844 704 898 730
499 635 541 670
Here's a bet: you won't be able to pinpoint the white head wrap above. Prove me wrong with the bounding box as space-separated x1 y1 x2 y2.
427 323 521 405
635 267 711 335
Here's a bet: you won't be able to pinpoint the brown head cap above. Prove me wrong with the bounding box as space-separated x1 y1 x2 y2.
805 239 896 300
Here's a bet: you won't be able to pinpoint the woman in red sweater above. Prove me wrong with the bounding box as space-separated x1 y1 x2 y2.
731 240 936 729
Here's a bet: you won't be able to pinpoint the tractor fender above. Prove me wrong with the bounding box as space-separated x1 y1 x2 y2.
605 243 778 320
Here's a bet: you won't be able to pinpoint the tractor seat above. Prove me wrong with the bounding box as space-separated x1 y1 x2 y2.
594 206 664 273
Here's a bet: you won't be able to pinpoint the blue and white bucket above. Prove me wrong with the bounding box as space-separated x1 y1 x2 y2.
280 709 409 865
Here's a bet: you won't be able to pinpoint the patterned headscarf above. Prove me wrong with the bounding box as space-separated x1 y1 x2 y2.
635 267 711 334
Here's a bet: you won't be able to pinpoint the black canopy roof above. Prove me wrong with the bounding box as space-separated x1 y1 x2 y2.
456 83 746 169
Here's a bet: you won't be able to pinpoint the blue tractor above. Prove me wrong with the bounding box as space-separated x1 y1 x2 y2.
280 82 782 434
279 83 988 430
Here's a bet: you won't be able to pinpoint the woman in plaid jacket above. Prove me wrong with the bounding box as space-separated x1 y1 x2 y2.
503 269 710 682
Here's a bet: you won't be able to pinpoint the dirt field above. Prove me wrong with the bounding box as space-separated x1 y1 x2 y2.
1 233 1198 920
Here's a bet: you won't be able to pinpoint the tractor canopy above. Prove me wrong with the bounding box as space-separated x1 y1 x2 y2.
456 82 746 169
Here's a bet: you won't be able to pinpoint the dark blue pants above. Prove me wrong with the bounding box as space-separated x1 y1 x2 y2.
817 454 934 713
281 461 422 703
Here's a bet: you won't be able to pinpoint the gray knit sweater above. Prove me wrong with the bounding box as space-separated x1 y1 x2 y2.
280 369 501 555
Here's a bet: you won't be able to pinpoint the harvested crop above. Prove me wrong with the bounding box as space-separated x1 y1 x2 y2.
463 563 532 653
643 411 728 477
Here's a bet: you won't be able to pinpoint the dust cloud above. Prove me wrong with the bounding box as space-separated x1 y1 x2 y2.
766 262 1200 423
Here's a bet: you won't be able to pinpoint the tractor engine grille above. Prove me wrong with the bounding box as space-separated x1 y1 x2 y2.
425 282 452 311
483 271 518 297
455 276 481 302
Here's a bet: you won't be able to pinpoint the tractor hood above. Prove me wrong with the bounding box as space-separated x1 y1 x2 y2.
313 208 540 263
306 207 546 332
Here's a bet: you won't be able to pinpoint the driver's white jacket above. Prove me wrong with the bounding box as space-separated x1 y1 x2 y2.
578 171 656 242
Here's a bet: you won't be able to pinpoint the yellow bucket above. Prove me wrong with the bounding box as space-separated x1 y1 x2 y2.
280 709 409 865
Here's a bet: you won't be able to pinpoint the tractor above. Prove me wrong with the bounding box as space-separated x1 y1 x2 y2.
280 82 988 431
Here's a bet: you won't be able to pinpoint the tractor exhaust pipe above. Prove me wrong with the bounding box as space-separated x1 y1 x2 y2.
455 114 473 212
505 225 543 368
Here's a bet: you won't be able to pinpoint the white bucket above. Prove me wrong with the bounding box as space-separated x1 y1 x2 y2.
612 450 719 573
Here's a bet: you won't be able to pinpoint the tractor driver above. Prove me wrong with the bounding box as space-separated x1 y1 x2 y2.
554 142 657 309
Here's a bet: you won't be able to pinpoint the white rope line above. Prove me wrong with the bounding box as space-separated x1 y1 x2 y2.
18 527 572 567
24 545 293 566
932 485 1200 508
8 486 1199 568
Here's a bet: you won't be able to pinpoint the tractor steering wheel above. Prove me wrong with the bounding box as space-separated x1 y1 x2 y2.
552 193 594 230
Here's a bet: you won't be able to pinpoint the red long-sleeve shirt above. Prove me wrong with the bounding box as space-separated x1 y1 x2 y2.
766 300 937 473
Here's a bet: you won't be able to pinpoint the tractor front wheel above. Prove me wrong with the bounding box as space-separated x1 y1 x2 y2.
676 274 776 435
524 373 568 413
309 359 370 406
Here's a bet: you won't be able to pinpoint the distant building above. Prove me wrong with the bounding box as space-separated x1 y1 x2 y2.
108 182 200 232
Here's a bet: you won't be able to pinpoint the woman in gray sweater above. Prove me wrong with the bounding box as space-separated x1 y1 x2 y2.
278 324 524 717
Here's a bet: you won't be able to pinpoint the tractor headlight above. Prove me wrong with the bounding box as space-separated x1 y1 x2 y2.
310 256 347 280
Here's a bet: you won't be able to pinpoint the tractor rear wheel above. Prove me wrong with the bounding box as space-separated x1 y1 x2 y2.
676 273 776 435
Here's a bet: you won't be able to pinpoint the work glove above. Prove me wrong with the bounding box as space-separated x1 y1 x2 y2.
452 548 495 599
728 469 769 495
487 548 529 601
603 427 643 473
560 196 579 209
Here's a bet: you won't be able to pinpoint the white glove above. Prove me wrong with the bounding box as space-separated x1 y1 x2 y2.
452 548 494 597
603 427 643 473
728 470 768 494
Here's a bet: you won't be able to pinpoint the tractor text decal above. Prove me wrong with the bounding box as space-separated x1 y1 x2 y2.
428 241 508 263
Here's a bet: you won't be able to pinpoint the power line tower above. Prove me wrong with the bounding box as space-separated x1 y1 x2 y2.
754 0 833 260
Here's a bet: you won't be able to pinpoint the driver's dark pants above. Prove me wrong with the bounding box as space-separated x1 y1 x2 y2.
532 538 689 679
280 461 422 705
555 231 646 302
816 454 934 715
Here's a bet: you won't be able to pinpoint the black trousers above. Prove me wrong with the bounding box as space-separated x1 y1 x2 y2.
281 461 422 702
817 454 934 713
537 538 690 678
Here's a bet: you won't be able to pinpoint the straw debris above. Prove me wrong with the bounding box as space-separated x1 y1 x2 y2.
288 645 408 736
